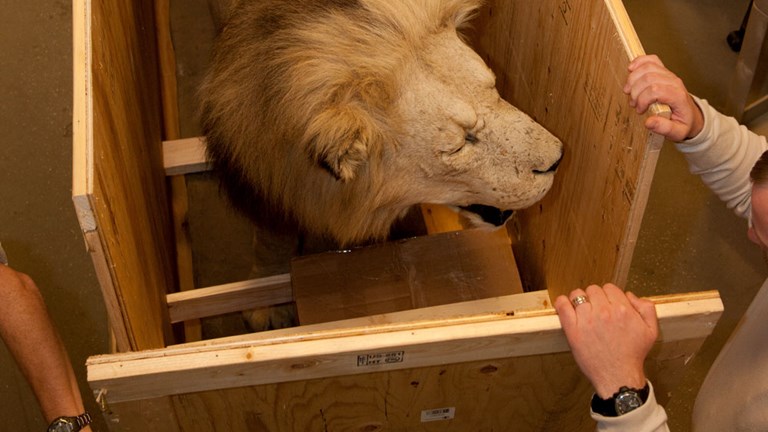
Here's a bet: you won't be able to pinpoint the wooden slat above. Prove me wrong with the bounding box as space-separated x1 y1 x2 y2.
173 290 553 348
166 274 293 323
155 0 203 344
155 0 181 141
473 0 666 299
605 0 646 60
419 204 465 234
72 0 92 216
73 0 176 351
88 291 722 404
163 137 211 176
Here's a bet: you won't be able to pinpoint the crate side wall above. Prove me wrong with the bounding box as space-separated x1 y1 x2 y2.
473 0 659 297
90 0 176 350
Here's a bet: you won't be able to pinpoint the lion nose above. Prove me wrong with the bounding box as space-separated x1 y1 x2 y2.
534 152 563 174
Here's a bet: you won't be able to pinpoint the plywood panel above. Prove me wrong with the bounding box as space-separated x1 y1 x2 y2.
105 352 688 432
159 354 591 432
102 397 180 432
472 0 667 298
73 0 176 350
292 227 524 324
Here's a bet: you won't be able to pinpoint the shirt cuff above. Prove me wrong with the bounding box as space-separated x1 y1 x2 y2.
591 381 669 432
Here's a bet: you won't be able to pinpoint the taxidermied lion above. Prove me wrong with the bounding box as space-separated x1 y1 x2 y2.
200 0 563 247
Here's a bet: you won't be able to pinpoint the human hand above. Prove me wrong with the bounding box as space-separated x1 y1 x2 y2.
623 54 704 142
554 283 659 398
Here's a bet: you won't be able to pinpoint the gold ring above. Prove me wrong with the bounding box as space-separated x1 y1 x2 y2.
572 295 589 307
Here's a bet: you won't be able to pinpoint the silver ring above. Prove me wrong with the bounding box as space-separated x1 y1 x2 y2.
571 295 589 307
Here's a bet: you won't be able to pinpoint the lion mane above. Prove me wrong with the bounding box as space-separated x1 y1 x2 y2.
200 0 483 245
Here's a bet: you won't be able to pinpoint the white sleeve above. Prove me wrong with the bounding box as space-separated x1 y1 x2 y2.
591 382 670 432
674 96 768 219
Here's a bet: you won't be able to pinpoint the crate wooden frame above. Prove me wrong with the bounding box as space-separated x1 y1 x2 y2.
73 0 722 430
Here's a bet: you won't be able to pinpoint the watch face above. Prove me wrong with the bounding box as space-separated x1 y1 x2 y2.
615 390 643 415
48 418 76 432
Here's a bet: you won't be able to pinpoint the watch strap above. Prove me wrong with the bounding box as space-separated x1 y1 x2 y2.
74 412 92 429
591 383 650 417
47 412 92 432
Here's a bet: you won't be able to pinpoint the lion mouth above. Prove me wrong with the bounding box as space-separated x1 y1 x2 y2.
462 204 512 226
533 150 563 175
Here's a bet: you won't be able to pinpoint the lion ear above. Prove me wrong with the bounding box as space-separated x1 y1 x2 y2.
304 106 380 182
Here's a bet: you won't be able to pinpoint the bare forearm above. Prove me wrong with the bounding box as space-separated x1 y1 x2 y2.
0 266 85 422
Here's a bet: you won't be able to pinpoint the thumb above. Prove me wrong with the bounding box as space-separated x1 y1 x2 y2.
644 116 688 142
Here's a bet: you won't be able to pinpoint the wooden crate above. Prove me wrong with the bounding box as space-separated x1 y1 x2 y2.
73 0 722 430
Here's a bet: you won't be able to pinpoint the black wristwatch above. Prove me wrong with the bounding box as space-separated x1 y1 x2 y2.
591 383 650 417
47 413 92 432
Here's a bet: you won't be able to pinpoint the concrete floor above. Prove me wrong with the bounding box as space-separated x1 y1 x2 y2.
0 0 763 430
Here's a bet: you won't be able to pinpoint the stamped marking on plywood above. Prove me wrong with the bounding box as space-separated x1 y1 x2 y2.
421 407 456 422
357 351 405 367
559 0 572 26
584 73 607 123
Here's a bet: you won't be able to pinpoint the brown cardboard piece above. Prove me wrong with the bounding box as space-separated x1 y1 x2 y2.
291 225 524 325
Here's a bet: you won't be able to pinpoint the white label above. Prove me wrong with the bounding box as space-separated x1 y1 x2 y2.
420 407 455 422
356 351 404 367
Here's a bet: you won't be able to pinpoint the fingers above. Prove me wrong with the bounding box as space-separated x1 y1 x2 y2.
555 287 593 332
624 55 698 141
624 56 666 97
583 284 608 310
626 291 659 336
556 285 658 333
600 282 632 307
626 69 686 114
628 54 664 72
568 288 588 303
554 294 577 331
624 55 687 112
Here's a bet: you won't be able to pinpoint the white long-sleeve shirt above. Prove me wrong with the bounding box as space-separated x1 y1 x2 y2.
592 381 669 431
593 96 768 431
